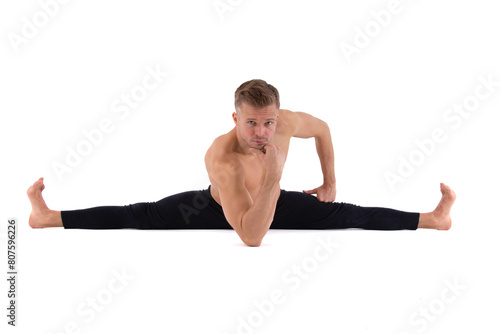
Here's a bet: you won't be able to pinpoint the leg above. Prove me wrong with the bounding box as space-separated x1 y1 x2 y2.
270 183 455 230
270 192 420 230
28 178 231 229
61 187 231 229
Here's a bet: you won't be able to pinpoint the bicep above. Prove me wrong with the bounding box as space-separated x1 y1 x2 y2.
212 162 252 238
291 111 328 139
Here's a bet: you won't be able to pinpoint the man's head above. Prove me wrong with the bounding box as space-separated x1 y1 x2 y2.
233 79 280 150
234 79 280 111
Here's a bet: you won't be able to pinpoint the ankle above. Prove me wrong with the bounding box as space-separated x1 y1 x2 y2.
418 211 451 230
29 210 61 228
46 210 62 228
418 212 438 229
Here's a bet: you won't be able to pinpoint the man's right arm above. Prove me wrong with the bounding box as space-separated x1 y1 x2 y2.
238 178 280 247
211 154 282 247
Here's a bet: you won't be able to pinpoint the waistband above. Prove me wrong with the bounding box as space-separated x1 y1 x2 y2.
204 185 223 210
205 185 286 208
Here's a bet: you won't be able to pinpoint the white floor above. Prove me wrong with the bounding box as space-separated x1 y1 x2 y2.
1 1 500 333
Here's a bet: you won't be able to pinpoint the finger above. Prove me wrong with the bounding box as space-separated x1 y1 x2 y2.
250 148 263 155
303 189 317 194
317 196 332 203
253 146 267 154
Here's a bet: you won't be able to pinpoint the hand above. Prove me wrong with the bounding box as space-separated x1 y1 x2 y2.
303 183 336 202
251 145 285 183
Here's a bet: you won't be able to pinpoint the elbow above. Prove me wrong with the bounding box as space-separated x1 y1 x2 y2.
241 235 263 247
239 219 265 247
313 121 331 140
319 120 331 136
245 240 262 247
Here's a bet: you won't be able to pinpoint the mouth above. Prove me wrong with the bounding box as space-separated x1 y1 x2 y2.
252 139 267 145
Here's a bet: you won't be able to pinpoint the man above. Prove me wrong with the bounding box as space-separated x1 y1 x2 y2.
28 79 456 246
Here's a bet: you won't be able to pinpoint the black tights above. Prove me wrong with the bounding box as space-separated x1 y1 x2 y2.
61 186 419 230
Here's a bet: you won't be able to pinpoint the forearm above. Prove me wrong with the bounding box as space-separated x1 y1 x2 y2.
315 123 336 185
241 180 280 245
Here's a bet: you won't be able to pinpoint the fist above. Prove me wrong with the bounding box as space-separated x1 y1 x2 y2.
251 145 285 182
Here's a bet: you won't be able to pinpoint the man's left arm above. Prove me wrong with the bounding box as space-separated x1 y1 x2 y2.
290 110 337 202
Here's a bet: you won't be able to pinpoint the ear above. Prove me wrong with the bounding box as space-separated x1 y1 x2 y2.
232 112 238 125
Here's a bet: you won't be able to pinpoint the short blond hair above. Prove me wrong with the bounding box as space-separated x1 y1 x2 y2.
234 79 280 110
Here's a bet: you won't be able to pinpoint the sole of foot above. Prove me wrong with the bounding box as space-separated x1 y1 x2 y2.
27 177 50 228
433 183 456 230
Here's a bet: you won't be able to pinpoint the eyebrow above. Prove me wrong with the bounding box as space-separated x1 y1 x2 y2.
246 118 276 121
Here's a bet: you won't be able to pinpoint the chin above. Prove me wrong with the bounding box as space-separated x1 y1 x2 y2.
256 145 267 153
253 143 266 149
246 140 265 149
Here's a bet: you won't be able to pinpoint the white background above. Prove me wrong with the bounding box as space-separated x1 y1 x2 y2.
1 0 499 333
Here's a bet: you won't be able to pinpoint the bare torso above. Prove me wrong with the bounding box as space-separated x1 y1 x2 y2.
204 109 295 206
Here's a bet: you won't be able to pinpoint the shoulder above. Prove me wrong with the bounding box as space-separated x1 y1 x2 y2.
278 109 297 122
206 131 231 158
280 109 328 139
276 109 299 136
205 131 236 163
205 132 244 183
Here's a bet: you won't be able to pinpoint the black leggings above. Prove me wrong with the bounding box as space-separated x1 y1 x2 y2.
61 186 419 230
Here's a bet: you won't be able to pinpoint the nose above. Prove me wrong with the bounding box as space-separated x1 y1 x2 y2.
255 125 265 137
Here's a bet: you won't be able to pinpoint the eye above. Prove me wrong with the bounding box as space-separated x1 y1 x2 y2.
248 121 256 125
266 121 273 125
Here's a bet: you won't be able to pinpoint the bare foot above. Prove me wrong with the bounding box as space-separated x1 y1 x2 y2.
27 178 61 228
419 183 456 230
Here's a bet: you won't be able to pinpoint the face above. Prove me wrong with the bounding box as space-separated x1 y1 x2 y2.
233 103 279 150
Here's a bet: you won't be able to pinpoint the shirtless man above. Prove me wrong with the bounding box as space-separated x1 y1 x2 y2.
28 79 456 247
